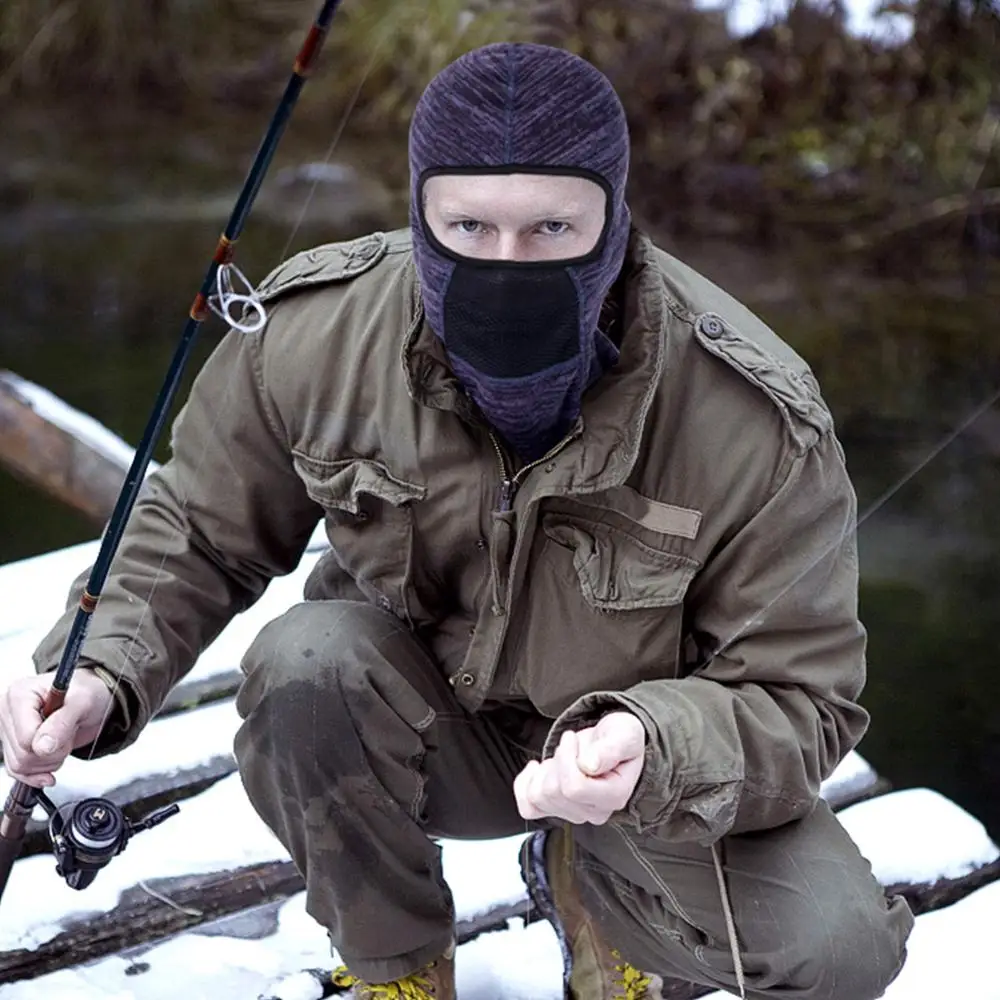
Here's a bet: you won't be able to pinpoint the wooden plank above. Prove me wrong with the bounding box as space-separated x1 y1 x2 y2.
0 869 546 986
159 669 245 715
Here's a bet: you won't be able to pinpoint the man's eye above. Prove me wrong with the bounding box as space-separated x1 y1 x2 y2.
455 220 483 234
540 221 570 235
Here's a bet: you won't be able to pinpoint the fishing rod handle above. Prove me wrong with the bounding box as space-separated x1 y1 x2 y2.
0 680 67 891
0 783 36 899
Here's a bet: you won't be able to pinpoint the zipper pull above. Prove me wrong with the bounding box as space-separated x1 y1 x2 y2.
495 479 515 513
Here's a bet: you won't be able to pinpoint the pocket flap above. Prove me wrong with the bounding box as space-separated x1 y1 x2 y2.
293 456 426 514
544 520 698 611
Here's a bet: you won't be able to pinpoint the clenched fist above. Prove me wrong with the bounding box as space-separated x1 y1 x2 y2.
513 711 646 825
0 669 115 788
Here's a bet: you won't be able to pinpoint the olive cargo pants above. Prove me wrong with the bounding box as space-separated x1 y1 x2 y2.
234 601 912 997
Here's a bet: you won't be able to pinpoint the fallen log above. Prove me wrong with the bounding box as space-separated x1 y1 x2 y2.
0 860 304 984
7 842 1000 986
0 370 156 524
890 855 1000 916
159 669 245 716
0 861 536 985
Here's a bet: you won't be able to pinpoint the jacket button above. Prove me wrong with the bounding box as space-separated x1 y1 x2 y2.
354 240 377 262
377 595 392 612
459 672 476 687
698 314 726 339
476 538 487 551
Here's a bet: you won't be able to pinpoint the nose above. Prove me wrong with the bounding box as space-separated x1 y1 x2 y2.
494 231 522 261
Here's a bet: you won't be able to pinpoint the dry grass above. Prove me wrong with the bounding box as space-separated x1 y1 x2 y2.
0 0 526 110
1 0 997 251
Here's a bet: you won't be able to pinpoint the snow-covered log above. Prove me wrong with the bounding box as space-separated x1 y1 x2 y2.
1 773 996 987
0 371 152 523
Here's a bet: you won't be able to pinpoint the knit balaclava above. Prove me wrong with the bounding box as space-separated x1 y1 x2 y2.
409 43 631 461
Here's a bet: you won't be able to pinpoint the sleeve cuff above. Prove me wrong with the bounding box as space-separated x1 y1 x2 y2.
543 690 672 833
69 665 142 758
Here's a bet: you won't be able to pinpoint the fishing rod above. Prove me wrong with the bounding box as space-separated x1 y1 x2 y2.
0 0 346 901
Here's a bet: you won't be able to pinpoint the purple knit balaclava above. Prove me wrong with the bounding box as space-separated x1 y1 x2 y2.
409 43 631 461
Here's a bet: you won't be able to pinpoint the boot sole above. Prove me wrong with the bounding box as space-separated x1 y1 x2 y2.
520 830 574 999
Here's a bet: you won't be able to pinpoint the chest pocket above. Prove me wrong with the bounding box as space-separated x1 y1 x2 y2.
509 515 699 716
292 455 426 621
545 520 696 611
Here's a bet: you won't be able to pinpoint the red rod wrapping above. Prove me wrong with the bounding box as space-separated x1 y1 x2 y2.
213 235 237 265
295 22 327 76
189 292 210 322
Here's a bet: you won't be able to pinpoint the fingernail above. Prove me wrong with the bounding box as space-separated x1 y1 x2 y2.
34 736 56 754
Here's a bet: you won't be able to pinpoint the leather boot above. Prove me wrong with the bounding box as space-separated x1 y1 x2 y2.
521 827 664 999
329 940 456 998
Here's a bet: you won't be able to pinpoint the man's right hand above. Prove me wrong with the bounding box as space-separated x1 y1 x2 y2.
0 670 115 788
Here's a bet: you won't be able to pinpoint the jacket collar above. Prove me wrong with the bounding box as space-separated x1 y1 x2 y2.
401 228 668 494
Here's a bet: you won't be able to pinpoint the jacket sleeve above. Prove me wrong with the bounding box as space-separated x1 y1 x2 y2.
545 429 868 843
32 312 321 755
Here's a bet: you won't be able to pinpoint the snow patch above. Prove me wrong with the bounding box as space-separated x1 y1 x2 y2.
839 787 999 884
0 533 326 686
11 882 1000 1000
694 0 915 42
0 774 289 953
820 748 876 802
0 698 242 816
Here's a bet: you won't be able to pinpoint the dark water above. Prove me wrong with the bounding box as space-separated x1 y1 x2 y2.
2 108 998 840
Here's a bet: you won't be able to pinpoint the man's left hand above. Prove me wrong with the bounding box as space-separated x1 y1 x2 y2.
513 711 646 825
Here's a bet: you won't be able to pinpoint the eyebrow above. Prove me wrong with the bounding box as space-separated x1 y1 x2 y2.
434 203 584 221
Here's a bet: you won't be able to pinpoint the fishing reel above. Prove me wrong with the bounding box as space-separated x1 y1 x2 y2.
34 791 179 890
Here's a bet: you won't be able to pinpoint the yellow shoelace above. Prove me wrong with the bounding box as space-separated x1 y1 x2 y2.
330 965 437 999
611 949 654 1000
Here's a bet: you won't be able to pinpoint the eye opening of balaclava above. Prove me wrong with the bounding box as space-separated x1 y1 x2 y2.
409 42 632 462
417 164 614 269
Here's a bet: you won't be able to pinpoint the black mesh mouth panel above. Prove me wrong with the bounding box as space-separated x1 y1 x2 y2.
443 264 579 379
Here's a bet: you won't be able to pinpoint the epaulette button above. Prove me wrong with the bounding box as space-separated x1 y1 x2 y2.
697 314 726 339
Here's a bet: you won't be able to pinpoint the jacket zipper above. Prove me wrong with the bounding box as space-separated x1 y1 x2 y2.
489 425 582 513
490 434 515 512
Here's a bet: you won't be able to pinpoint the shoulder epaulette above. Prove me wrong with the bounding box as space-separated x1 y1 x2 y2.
692 311 832 451
256 229 412 304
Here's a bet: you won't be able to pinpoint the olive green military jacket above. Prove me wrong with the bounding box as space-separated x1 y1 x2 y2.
35 227 867 845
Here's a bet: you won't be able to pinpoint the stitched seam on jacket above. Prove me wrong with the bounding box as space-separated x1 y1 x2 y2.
248 318 292 448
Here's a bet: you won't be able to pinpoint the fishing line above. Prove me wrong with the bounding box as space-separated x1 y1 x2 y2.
278 26 389 265
701 115 999 666
696 382 1000 667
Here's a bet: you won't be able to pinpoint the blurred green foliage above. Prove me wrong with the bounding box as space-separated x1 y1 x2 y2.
2 1 996 235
